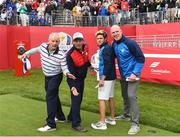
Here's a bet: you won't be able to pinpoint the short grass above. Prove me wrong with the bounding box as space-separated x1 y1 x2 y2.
0 69 180 135
0 94 179 136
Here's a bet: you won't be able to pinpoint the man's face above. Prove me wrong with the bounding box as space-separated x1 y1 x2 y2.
73 38 84 50
48 37 59 51
96 35 106 46
111 26 122 41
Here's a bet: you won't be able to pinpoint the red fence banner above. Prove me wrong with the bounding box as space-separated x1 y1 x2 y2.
130 33 180 85
0 23 180 85
0 26 8 69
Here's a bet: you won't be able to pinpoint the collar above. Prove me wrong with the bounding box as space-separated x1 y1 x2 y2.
114 35 125 44
99 42 108 49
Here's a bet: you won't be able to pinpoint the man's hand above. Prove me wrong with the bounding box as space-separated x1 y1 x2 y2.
66 73 76 80
71 87 79 96
129 73 137 80
19 53 28 59
89 66 95 73
98 79 104 87
126 73 139 81
98 75 106 87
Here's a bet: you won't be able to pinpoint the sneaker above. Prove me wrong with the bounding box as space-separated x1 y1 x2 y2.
105 117 116 125
115 114 131 121
128 125 140 135
91 121 107 130
55 117 66 123
72 126 88 132
37 125 56 132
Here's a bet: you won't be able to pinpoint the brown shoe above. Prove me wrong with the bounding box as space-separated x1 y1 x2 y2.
73 126 88 132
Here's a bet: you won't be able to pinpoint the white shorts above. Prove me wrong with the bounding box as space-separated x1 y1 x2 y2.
98 80 115 100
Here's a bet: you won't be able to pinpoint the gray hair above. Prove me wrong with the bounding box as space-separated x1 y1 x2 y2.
48 33 60 42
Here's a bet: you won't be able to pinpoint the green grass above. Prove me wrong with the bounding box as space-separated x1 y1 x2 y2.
0 69 180 135
0 94 179 136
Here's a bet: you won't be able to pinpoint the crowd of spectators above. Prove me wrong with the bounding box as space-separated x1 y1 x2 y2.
69 0 180 26
0 0 180 26
0 0 58 26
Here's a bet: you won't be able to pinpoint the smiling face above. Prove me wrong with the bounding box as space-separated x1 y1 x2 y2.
110 25 123 41
95 30 107 47
73 38 84 50
48 33 60 51
96 34 106 47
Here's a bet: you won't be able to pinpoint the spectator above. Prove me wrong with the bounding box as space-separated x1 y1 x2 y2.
64 0 73 22
6 0 16 13
37 3 45 18
129 0 138 22
6 7 15 25
120 0 129 24
45 1 56 25
26 0 32 14
99 3 108 26
16 0 21 25
72 1 82 26
32 0 39 12
0 0 5 5
81 1 90 26
29 9 38 25
137 0 148 24
90 2 99 26
0 5 6 24
108 2 118 25
148 0 156 24
103 0 111 9
159 0 168 23
167 0 176 21
175 0 180 19
19 2 29 26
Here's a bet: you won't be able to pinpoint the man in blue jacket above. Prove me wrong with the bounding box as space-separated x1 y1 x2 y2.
91 30 116 130
110 25 145 135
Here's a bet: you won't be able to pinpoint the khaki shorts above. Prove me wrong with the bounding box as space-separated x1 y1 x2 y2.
98 80 115 100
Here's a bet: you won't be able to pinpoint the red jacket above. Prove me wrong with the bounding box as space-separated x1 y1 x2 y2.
66 45 91 88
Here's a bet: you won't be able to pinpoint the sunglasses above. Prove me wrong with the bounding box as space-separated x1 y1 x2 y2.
74 38 83 42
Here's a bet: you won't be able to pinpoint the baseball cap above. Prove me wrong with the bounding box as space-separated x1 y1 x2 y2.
73 32 84 40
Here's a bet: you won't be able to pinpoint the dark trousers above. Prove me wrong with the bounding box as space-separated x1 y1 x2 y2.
45 73 65 128
67 79 84 127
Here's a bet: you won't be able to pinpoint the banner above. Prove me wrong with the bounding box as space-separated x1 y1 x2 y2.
141 47 180 85
0 24 180 85
0 26 8 69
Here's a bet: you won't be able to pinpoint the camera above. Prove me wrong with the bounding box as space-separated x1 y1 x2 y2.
17 45 26 55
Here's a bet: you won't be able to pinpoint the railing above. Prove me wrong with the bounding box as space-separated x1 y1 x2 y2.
0 13 53 26
128 34 180 48
1 9 180 26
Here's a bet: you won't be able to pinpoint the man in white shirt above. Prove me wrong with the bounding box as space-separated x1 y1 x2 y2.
21 32 75 132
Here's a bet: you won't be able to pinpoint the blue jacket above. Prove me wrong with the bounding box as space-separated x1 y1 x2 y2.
99 42 116 80
112 35 145 79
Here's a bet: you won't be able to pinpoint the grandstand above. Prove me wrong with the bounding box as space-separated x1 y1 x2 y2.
0 1 180 136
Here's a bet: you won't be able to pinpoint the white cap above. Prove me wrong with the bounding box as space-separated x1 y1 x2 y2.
73 32 84 40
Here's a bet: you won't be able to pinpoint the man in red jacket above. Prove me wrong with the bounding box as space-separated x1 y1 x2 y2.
66 32 91 132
